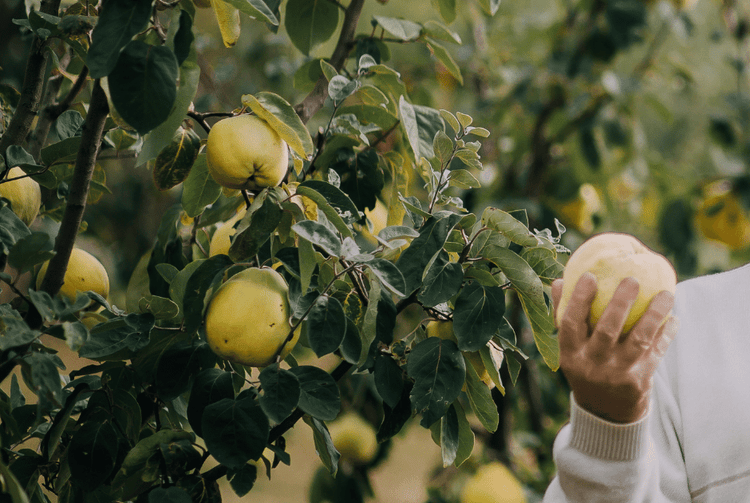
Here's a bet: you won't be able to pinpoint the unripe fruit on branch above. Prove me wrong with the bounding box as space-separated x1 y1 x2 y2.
204 267 299 367
328 413 378 465
556 232 676 334
0 167 41 226
206 115 289 191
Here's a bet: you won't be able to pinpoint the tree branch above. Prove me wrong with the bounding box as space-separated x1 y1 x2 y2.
0 0 63 164
39 80 109 297
294 0 365 123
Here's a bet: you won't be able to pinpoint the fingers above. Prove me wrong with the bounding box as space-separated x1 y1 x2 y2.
558 272 597 354
587 277 639 361
618 290 675 362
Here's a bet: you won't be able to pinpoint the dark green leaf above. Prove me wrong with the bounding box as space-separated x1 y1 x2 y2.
292 220 342 257
8 232 55 274
173 10 193 67
297 179 361 223
452 282 505 352
138 295 180 320
480 207 538 247
67 421 119 489
0 305 41 350
51 110 84 141
79 313 155 360
305 295 346 357
222 0 278 25
108 41 179 135
305 416 340 477
156 339 217 401
258 364 300 424
148 487 192 503
339 317 361 365
284 0 339 55
187 368 235 437
399 98 444 163
152 126 201 191
377 381 412 442
0 203 32 254
440 404 459 467
395 212 463 295
86 0 152 78
228 464 257 498
374 355 403 408
182 255 233 334
365 259 406 298
23 352 63 405
417 250 463 307
229 195 283 261
289 365 340 421
463 356 499 433
202 396 270 469
39 136 81 168
407 337 465 428
181 154 222 218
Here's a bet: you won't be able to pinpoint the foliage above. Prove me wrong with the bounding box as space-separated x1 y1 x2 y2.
3 0 750 501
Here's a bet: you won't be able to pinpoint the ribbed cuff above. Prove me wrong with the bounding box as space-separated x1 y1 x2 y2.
569 394 649 462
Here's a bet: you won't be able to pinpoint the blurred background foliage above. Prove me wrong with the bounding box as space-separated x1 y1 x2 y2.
3 0 750 501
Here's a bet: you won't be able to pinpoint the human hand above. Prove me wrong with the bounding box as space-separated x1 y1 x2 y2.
552 273 679 423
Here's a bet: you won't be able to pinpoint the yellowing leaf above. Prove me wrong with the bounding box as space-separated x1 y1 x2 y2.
241 92 314 159
211 0 240 48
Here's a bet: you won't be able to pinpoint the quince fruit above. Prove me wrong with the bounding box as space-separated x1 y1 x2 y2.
0 167 41 226
36 248 110 302
206 115 288 191
328 413 378 465
556 232 676 334
204 267 299 367
461 462 527 503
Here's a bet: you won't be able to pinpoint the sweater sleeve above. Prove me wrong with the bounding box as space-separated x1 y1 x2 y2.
543 368 691 502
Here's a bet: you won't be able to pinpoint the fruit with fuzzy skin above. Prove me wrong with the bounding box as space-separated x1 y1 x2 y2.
461 462 527 503
556 232 676 334
36 248 110 302
328 413 378 465
204 267 299 367
206 115 288 191
0 167 41 226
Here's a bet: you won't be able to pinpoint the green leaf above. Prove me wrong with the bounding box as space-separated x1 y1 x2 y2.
8 232 54 275
181 154 222 218
452 282 506 352
358 273 380 367
305 416 340 477
294 58 325 93
336 104 398 131
399 98 445 163
479 344 505 394
521 246 564 285
152 126 201 191
24 351 63 405
0 456 31 503
374 355 403 409
480 207 539 247
425 39 463 85
227 464 257 498
477 0 501 15
284 0 339 55
395 212 463 295
39 136 80 167
456 112 472 129
483 244 558 370
306 295 347 357
52 110 84 140
463 356 499 432
417 250 463 307
79 313 155 360
108 41 179 135
67 421 119 489
297 179 362 224
0 305 41 350
221 0 278 25
259 364 300 424
173 10 193 67
328 75 360 104
292 220 342 257
230 195 283 261
433 129 454 166
242 92 314 159
86 0 152 78
156 339 216 400
148 487 192 503
182 255 233 334
138 295 180 320
296 182 359 238
440 404 459 467
0 203 32 254
374 15 422 41
449 169 481 189
202 396 270 468
407 337 465 428
424 20 461 44
137 51 200 167
365 258 406 298
452 400 474 467
289 365 340 421
187 368 235 437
